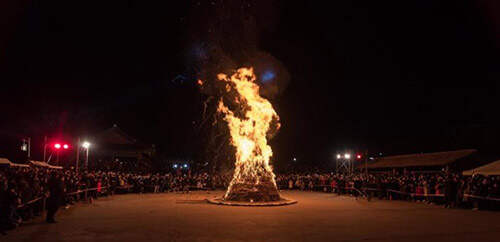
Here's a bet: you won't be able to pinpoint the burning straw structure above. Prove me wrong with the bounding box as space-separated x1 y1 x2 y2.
207 67 295 206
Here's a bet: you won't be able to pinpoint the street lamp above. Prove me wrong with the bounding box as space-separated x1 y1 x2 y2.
336 154 341 159
21 138 31 160
344 153 351 159
82 141 90 171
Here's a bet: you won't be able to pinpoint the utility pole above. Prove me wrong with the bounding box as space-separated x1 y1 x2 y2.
85 146 89 171
43 135 48 162
27 138 31 160
365 149 368 176
76 137 80 172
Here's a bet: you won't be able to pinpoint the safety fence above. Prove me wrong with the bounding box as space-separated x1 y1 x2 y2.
15 185 136 214
463 194 500 202
383 188 500 210
285 184 500 207
16 184 500 211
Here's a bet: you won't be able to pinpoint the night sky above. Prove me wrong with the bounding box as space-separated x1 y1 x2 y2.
1 0 499 167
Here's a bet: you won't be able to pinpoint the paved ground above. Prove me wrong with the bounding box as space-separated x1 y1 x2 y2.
5 190 500 242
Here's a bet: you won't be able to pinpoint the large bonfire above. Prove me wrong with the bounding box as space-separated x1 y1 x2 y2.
216 67 281 202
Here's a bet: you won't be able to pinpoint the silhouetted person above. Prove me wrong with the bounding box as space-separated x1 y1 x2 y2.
46 173 64 223
353 178 362 200
0 188 20 235
444 176 456 208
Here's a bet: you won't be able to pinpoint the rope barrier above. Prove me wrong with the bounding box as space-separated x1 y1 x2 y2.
16 186 111 210
116 185 134 189
361 187 379 191
16 197 44 209
386 188 445 197
463 194 500 202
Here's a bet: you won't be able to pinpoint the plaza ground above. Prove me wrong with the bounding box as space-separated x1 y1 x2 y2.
5 190 500 242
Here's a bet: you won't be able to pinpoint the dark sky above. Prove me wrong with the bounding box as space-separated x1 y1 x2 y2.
1 0 499 166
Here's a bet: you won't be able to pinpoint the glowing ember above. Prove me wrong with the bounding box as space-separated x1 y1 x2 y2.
217 67 281 202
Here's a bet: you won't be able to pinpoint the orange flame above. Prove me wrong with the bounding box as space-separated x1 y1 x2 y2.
217 67 280 198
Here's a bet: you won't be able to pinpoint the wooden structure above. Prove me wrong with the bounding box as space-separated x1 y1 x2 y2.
88 124 156 171
358 149 479 172
463 159 500 176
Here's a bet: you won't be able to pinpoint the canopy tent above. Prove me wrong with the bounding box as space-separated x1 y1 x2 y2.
0 158 30 168
30 160 49 167
11 163 29 168
48 165 63 169
30 160 62 169
463 159 500 176
0 157 13 166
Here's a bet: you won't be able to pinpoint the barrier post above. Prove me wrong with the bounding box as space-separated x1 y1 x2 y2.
42 197 46 216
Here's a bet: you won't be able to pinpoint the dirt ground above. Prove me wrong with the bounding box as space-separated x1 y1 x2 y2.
4 190 500 242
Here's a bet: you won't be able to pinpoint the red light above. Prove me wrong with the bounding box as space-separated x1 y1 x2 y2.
54 143 61 149
63 144 69 149
356 154 362 159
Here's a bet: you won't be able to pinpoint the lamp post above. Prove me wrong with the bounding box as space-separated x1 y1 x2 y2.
82 141 91 171
43 135 48 162
21 138 31 160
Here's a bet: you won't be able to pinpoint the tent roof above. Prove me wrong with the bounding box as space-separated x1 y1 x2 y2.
463 159 500 176
30 160 50 167
30 160 63 169
0 158 29 167
362 149 477 169
11 163 30 168
0 157 12 165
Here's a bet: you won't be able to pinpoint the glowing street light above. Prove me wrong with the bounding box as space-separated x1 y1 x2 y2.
52 142 69 164
344 153 351 159
82 141 91 149
81 141 90 171
336 154 341 159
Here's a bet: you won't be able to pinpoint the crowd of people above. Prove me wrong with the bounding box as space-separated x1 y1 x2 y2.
0 166 231 235
1 166 499 235
276 172 500 209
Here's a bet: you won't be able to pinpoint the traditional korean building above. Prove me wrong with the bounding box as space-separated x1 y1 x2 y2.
88 124 156 171
357 149 484 173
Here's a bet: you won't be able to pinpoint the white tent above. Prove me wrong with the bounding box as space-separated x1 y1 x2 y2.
463 160 500 176
11 163 30 168
0 158 29 168
30 160 62 169
30 160 50 167
0 157 13 166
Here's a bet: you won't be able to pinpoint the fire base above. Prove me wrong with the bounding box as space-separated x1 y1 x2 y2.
225 181 281 202
206 197 297 206
207 179 296 206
